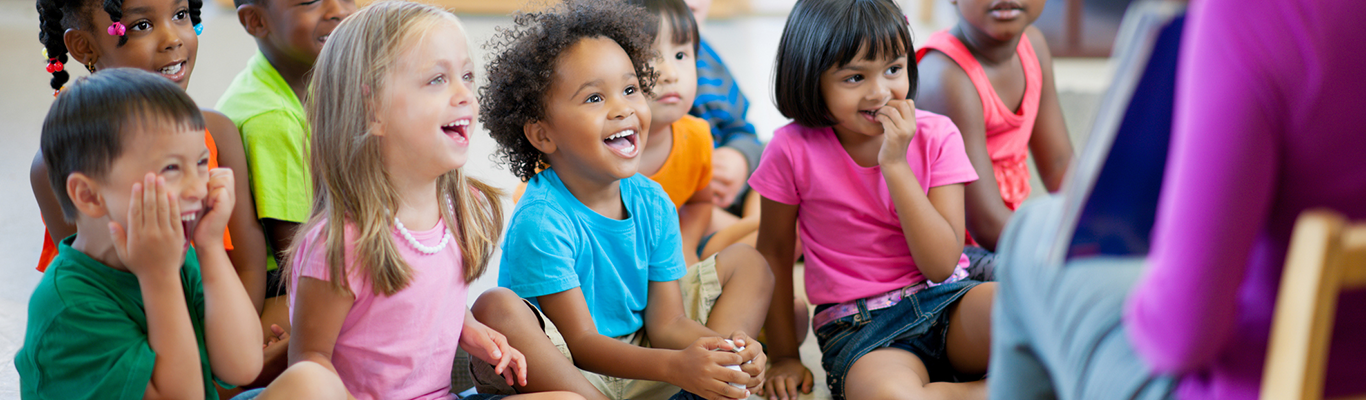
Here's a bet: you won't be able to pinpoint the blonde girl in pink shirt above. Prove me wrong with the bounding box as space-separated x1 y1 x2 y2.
751 1 995 400
279 3 582 400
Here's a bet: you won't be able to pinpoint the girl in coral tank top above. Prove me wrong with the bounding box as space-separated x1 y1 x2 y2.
915 0 1074 280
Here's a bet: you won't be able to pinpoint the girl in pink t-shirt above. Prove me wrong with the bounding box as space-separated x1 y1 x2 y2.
751 1 995 400
281 3 580 400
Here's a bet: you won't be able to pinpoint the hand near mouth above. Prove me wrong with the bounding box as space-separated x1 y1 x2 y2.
194 168 236 247
875 99 918 166
111 173 187 278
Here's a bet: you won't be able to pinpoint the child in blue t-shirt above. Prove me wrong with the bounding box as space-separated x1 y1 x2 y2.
468 1 773 400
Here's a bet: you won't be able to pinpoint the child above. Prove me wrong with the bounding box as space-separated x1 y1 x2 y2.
914 0 1074 279
469 1 773 400
216 0 356 370
32 0 270 325
15 68 345 400
753 1 995 400
282 3 576 400
676 0 768 260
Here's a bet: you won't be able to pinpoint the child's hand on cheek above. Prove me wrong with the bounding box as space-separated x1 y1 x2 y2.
110 173 187 279
193 168 235 247
875 99 918 166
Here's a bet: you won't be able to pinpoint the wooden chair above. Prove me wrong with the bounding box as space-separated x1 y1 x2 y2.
1262 210 1366 400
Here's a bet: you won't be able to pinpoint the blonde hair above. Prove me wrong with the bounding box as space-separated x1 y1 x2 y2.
287 0 504 296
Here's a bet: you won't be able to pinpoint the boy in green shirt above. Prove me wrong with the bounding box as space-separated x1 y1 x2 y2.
17 69 345 400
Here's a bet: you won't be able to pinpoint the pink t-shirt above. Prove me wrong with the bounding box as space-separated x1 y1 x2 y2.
749 111 979 305
289 219 467 400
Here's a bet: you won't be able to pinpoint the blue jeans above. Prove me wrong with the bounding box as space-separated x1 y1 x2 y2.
990 196 1178 399
814 280 980 400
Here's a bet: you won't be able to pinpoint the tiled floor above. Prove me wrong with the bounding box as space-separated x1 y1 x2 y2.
0 0 1110 398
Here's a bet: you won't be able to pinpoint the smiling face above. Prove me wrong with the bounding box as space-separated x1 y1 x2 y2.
818 46 910 138
536 36 652 183
954 0 1044 41
373 20 477 181
261 0 355 65
646 18 698 135
98 120 211 250
85 0 198 89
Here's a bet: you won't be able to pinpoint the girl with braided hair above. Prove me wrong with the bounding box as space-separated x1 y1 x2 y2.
31 0 275 390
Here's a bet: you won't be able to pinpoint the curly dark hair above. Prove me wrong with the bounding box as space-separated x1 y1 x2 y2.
37 0 204 91
480 0 658 181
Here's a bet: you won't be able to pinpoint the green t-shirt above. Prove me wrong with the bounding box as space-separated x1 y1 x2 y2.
217 51 311 271
15 236 222 400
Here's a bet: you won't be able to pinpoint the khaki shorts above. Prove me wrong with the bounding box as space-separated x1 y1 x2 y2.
472 255 723 400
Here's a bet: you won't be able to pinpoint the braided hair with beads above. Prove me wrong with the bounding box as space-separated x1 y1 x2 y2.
36 0 203 92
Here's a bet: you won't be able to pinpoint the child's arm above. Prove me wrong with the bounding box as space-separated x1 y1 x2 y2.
204 111 271 315
194 168 266 386
288 276 356 399
460 311 528 387
679 186 715 266
755 197 813 400
876 100 968 282
915 51 1012 252
539 288 750 400
110 174 205 399
31 152 77 244
1024 27 1074 192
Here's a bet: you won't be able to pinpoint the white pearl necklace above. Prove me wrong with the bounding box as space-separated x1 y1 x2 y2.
394 217 452 255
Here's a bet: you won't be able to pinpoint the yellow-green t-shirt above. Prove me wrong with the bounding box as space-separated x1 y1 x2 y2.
217 51 311 271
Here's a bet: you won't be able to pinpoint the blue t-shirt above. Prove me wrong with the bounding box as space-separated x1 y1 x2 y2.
499 169 686 337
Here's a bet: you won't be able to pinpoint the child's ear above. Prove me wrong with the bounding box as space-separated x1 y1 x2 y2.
237 4 269 38
523 121 557 155
63 28 98 68
66 173 108 219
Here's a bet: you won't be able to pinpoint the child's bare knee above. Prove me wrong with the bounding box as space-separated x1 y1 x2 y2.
718 244 773 288
269 361 346 399
472 287 525 322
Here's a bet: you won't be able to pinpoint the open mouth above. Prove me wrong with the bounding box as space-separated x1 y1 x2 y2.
442 118 471 146
319 34 329 45
604 128 639 158
860 109 881 123
159 61 186 80
989 1 1025 19
181 211 199 248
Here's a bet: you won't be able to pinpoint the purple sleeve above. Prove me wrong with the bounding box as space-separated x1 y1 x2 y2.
1122 0 1284 374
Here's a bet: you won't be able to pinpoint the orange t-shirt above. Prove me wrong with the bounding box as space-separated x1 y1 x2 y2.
37 131 234 271
648 115 714 208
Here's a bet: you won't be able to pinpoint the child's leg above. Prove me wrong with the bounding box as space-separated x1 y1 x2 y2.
250 361 348 400
843 349 986 400
945 283 996 375
701 244 774 336
471 288 609 400
505 392 589 400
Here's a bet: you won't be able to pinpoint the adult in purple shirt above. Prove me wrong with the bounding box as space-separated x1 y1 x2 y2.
988 0 1366 399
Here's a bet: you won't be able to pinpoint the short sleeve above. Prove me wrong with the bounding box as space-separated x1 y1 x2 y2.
241 111 312 223
747 130 801 205
648 191 687 281
291 224 368 296
923 117 979 188
31 303 156 400
499 202 583 298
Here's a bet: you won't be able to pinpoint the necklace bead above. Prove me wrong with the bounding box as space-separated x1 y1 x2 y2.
394 218 451 255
